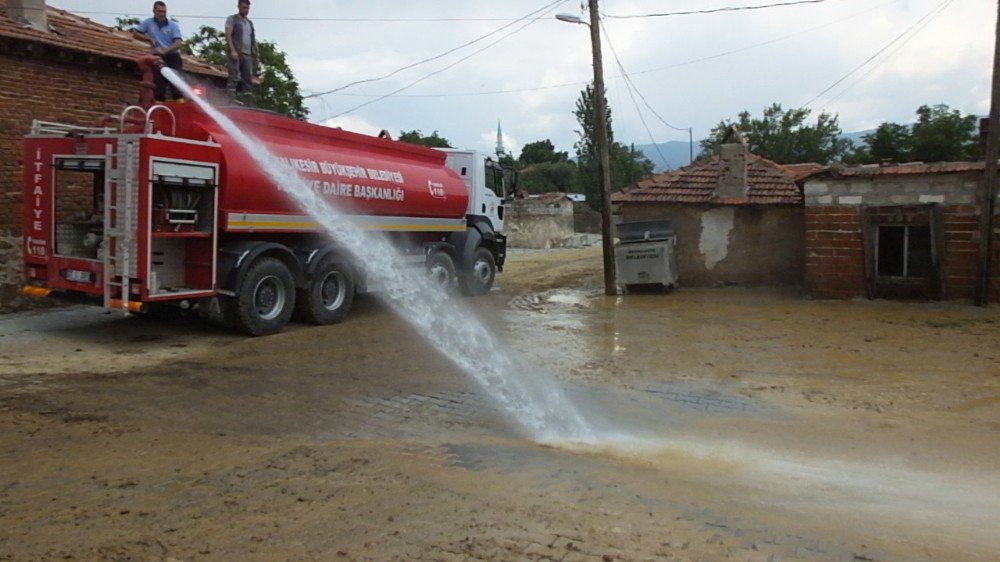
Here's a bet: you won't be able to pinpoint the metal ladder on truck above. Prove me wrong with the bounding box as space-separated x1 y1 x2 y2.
103 140 140 313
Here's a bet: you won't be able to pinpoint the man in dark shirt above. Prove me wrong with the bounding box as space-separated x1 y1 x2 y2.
225 0 258 99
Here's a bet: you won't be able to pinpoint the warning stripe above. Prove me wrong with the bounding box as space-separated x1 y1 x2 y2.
225 212 466 233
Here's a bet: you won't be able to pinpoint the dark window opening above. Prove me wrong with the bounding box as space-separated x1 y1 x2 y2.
877 225 932 279
54 160 105 259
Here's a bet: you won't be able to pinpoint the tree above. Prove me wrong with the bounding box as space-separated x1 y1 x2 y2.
181 25 308 120
862 122 913 163
518 139 569 166
114 16 141 31
848 104 980 164
911 104 979 162
701 103 852 164
397 129 452 148
572 83 654 204
517 162 578 194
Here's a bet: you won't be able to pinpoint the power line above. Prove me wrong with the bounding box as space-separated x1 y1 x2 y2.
599 20 676 170
305 0 565 99
27 7 536 22
800 0 953 109
302 0 900 101
318 1 568 121
604 0 833 19
820 0 954 110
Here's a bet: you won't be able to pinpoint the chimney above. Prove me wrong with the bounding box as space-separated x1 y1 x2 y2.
7 0 49 32
715 126 748 199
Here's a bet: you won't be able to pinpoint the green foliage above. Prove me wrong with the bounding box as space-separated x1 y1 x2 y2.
850 104 979 164
862 122 913 163
183 25 227 65
518 162 577 194
911 104 979 161
518 139 569 166
701 103 852 164
114 16 141 31
572 83 654 205
397 130 452 148
181 25 308 120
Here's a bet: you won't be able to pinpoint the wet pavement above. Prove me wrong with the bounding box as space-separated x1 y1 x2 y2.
1 247 998 561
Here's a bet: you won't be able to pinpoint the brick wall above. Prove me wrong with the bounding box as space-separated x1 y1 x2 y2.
0 44 141 238
940 205 981 299
803 172 1000 301
804 206 865 299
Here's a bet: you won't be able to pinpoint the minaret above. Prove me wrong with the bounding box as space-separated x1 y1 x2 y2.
495 121 505 157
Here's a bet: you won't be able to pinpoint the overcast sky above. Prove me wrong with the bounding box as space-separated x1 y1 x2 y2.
53 0 995 156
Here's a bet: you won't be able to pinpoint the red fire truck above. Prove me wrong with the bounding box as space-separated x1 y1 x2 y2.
21 99 509 335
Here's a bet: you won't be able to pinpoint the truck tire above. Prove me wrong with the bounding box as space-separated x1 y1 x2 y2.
296 257 354 325
427 251 457 292
232 257 295 336
458 247 497 296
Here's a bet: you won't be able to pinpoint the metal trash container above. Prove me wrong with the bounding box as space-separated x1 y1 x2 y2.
615 219 678 292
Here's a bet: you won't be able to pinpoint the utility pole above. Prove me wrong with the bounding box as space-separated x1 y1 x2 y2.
976 0 1000 306
587 0 617 296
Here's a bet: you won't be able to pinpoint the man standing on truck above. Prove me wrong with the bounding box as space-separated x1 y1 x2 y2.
225 0 258 100
134 1 184 101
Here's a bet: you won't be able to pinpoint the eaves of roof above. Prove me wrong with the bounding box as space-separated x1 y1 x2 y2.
0 0 225 78
613 153 808 206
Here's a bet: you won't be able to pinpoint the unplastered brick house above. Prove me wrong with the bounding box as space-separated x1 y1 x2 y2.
803 162 1000 301
612 130 821 287
0 0 223 301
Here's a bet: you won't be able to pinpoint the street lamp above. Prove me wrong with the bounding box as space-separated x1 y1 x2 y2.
556 2 617 296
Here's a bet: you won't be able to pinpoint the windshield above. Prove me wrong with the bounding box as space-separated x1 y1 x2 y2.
484 159 506 198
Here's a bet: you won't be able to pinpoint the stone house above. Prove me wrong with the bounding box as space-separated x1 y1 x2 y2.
506 193 576 249
803 162 1000 301
0 0 224 299
612 131 820 287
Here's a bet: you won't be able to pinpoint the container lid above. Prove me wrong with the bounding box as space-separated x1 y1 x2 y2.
617 219 674 243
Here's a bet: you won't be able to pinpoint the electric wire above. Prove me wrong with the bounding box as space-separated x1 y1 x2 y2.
604 0 833 19
599 20 673 170
303 0 901 100
304 0 566 99
799 0 953 109
317 1 568 121
817 0 955 110
27 7 538 22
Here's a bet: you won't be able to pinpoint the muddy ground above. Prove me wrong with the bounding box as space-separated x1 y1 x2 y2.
1 246 998 561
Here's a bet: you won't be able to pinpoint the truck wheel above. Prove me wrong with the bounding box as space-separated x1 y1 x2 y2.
296 257 354 325
427 251 457 292
232 257 295 336
459 247 497 296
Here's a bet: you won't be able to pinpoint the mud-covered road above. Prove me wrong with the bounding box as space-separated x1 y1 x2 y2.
2 247 998 561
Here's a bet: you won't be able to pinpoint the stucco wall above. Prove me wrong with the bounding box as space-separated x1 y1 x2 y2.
506 197 576 249
619 204 804 286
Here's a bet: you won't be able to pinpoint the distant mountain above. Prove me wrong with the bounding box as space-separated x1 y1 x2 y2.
634 129 877 172
633 141 697 172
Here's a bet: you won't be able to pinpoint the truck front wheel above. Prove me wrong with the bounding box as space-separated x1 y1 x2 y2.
233 257 295 336
296 257 354 325
458 247 497 296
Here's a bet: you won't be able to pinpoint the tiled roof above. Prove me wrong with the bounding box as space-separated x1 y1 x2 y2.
819 161 986 178
612 153 808 205
0 0 224 78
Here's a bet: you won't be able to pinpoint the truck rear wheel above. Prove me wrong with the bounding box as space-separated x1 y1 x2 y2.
427 251 457 292
296 257 354 325
232 257 295 336
458 247 497 296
